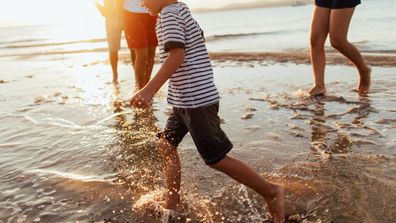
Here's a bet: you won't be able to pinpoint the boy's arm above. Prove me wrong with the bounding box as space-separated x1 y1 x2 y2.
130 48 185 108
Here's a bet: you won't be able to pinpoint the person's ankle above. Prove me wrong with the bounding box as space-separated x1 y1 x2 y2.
164 202 183 212
313 84 325 89
359 66 371 76
265 183 282 199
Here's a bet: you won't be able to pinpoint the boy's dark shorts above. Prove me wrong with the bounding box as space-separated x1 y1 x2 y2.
315 0 361 9
157 103 233 165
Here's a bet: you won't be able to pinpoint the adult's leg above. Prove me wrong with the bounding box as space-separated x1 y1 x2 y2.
144 46 156 86
109 51 119 84
210 156 285 223
329 8 371 93
133 48 149 90
309 6 331 96
130 49 136 66
106 20 122 85
158 138 182 212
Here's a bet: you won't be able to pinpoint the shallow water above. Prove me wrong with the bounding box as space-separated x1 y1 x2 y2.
1 54 395 222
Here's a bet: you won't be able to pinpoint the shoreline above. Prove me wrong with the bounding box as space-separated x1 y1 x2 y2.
207 52 396 67
2 51 396 67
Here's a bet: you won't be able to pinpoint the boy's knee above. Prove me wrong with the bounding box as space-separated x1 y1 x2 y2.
208 163 218 169
158 138 176 155
207 156 228 169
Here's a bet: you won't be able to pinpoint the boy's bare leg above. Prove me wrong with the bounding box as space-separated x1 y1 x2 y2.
109 51 119 85
329 8 371 94
309 6 331 96
158 138 183 212
210 155 285 223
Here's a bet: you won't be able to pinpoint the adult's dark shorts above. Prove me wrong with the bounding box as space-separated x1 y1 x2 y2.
315 0 361 9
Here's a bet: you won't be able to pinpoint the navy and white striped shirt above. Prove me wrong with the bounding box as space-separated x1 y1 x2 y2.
156 2 220 109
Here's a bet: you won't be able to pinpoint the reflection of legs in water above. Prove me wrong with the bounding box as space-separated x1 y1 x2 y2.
351 97 372 125
310 102 328 155
112 82 157 133
112 84 127 130
109 100 162 191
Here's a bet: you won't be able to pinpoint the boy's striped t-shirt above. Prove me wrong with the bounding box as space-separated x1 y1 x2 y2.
156 2 220 109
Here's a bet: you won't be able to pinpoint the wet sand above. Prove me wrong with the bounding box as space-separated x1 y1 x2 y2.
0 52 395 222
208 51 396 67
5 50 396 68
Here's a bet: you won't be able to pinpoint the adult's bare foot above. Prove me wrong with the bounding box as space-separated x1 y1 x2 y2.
266 185 285 223
112 78 119 85
309 85 326 97
358 66 371 94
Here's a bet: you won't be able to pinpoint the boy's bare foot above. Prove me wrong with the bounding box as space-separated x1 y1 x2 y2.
358 66 371 94
167 209 189 223
266 185 285 223
309 85 326 97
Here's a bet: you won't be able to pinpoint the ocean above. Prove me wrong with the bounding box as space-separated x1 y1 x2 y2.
0 0 395 58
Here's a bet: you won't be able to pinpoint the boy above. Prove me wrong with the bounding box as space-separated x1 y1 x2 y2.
130 0 285 222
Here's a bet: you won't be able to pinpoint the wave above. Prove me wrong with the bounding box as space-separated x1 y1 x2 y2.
0 31 279 49
205 31 284 41
1 48 396 67
26 169 115 182
0 47 109 58
1 38 106 49
0 38 49 46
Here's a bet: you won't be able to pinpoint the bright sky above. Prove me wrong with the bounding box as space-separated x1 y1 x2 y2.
0 0 259 27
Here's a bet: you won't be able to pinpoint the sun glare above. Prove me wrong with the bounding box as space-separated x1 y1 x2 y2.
0 0 258 27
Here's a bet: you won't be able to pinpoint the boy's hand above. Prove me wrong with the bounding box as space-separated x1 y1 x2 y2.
130 88 153 109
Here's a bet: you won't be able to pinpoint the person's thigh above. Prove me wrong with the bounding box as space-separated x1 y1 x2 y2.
145 15 158 48
105 19 122 52
329 7 355 42
124 12 148 49
310 6 331 45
